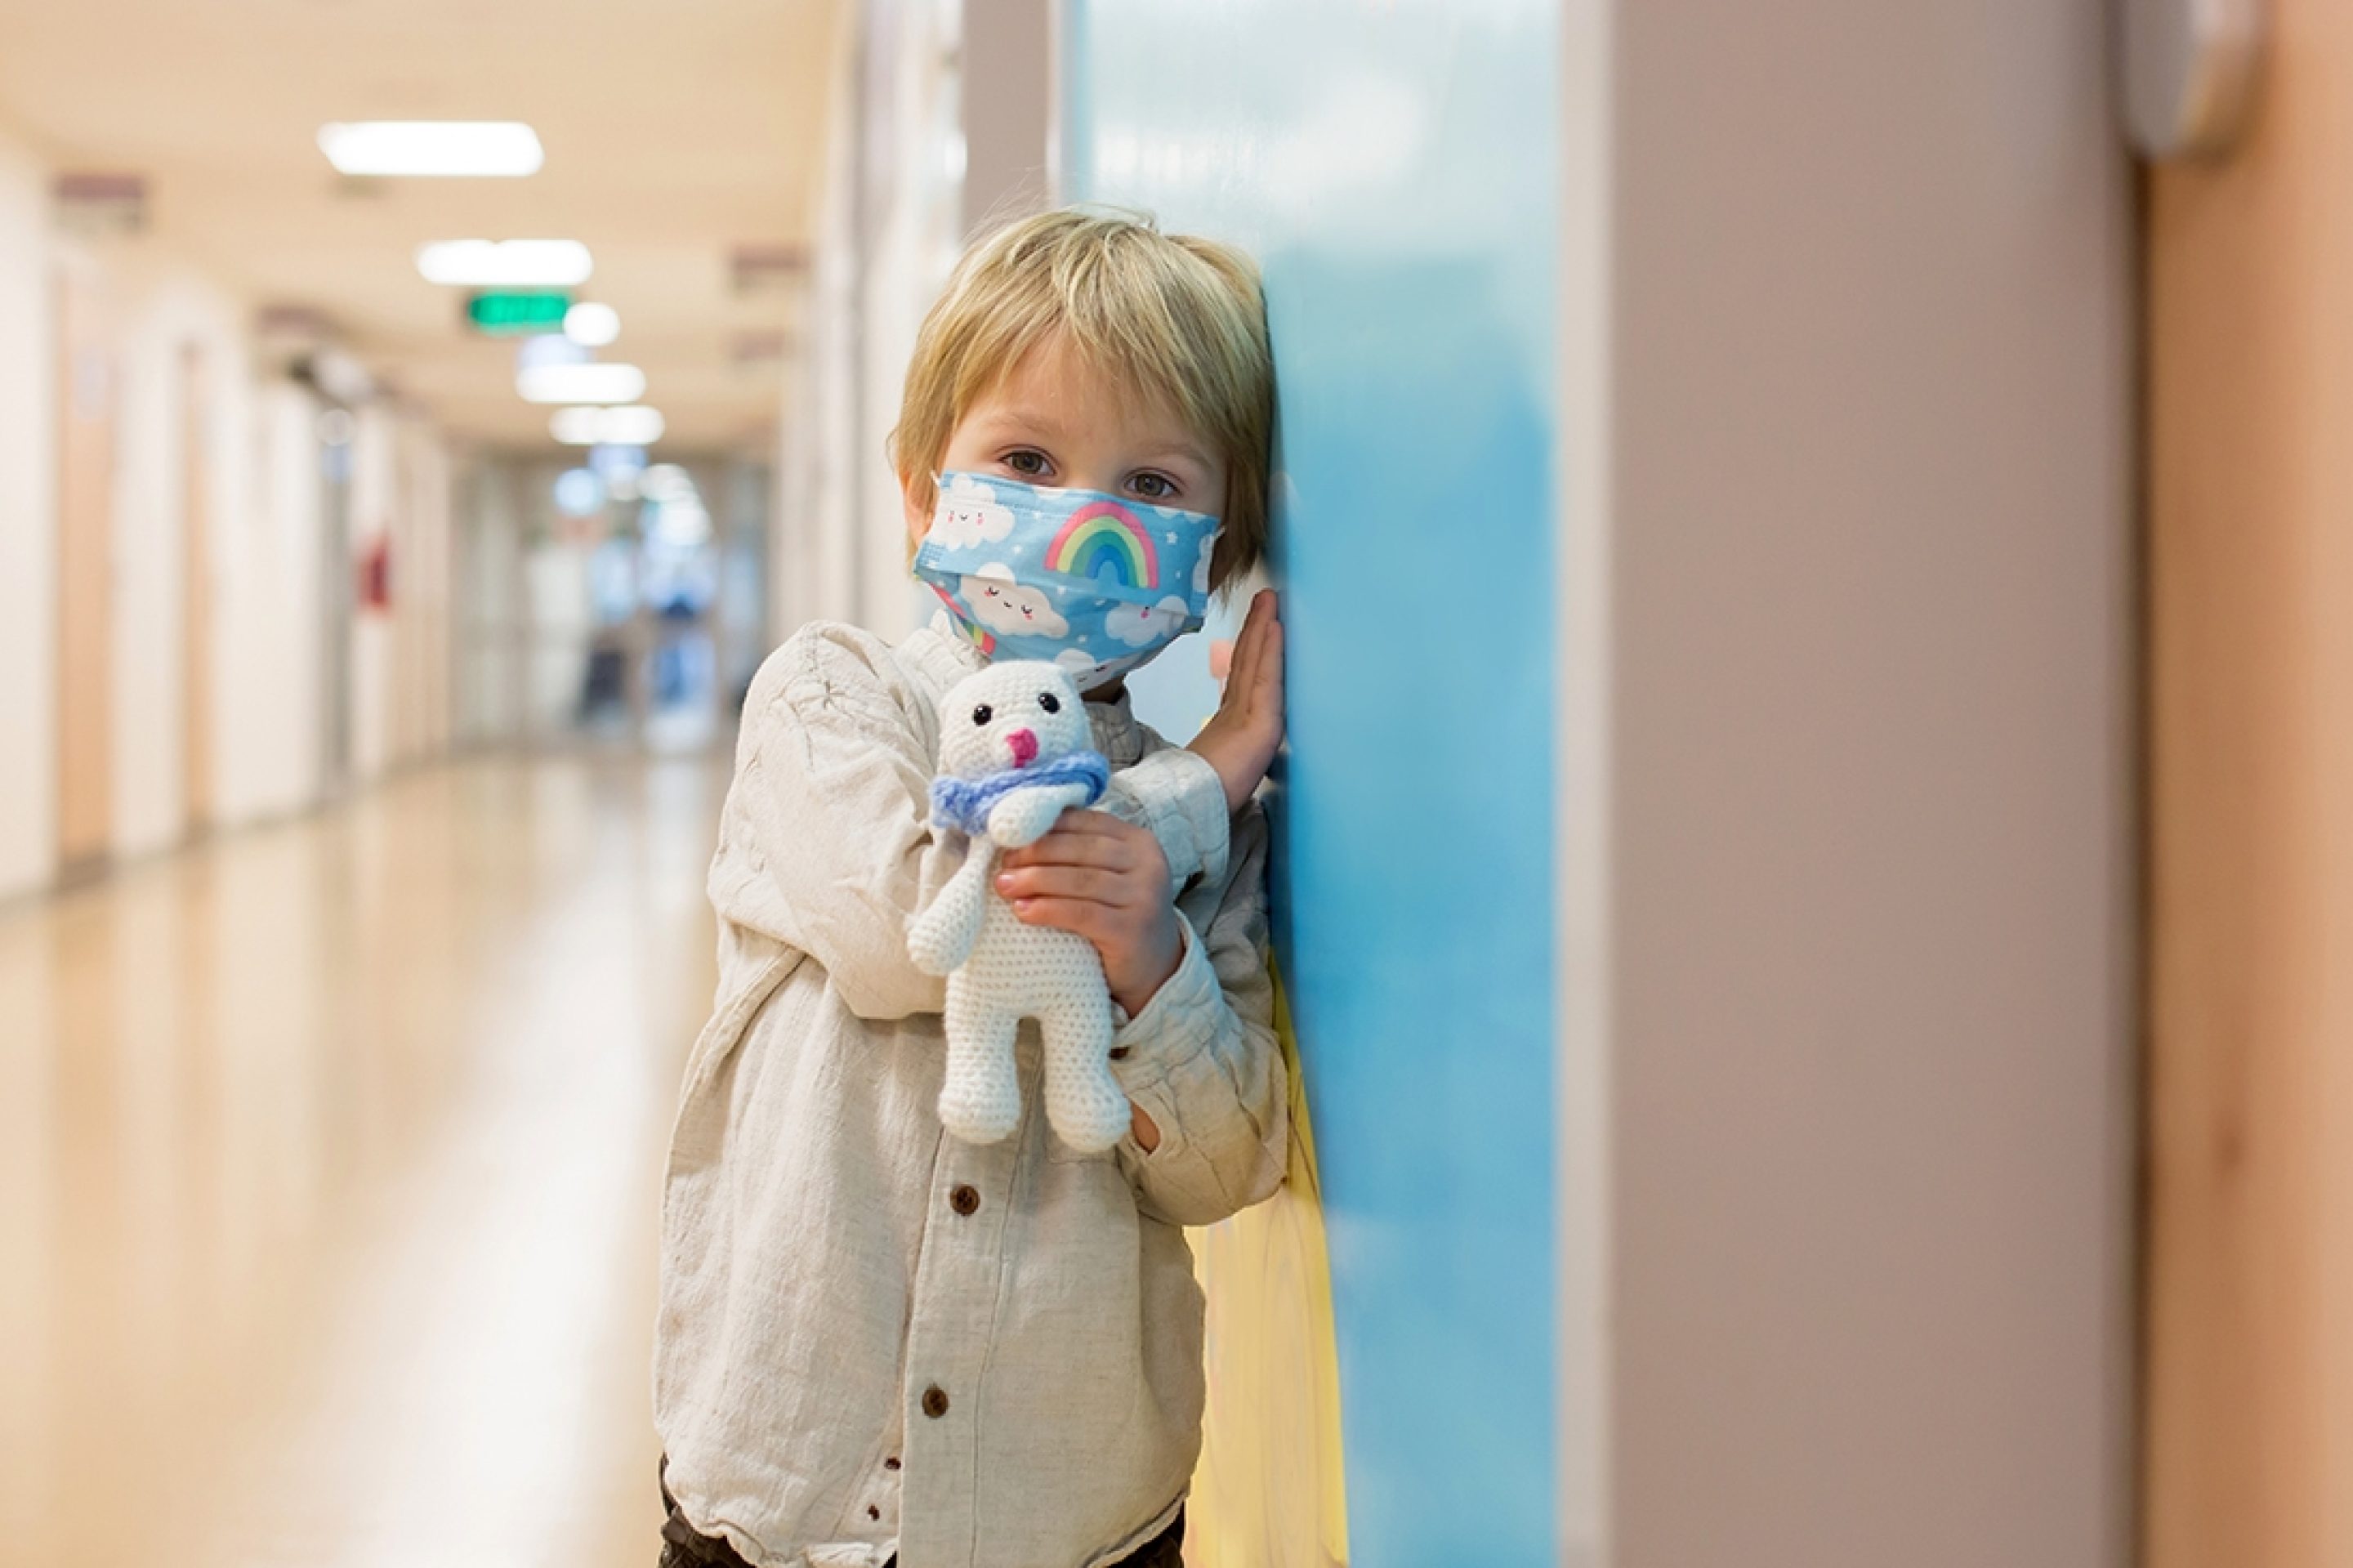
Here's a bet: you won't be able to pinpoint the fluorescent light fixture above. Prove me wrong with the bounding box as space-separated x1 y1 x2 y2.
321 122 543 177
565 302 620 346
417 239 592 288
551 404 665 445
518 362 645 404
549 408 603 444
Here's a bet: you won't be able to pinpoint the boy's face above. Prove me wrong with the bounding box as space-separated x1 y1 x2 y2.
903 333 1227 554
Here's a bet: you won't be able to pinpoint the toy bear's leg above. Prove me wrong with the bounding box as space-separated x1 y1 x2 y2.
937 972 1022 1145
1038 986 1127 1154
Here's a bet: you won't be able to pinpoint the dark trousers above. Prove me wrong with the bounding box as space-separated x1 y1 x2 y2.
658 1459 1185 1568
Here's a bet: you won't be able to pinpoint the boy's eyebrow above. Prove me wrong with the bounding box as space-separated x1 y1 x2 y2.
966 409 1212 471
1131 440 1213 471
964 404 1072 439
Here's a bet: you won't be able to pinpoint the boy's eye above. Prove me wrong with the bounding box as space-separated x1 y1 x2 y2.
971 704 993 726
1038 692 1060 714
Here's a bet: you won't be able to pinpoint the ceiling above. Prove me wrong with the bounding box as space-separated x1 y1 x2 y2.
0 0 843 453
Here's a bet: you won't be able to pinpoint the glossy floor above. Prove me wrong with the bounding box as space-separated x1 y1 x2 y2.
0 755 725 1568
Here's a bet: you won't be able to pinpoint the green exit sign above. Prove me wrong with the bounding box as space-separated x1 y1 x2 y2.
467 291 571 334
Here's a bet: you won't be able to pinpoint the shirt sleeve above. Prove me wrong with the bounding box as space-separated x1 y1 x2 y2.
1109 804 1288 1227
707 628 952 1021
1098 745 1232 892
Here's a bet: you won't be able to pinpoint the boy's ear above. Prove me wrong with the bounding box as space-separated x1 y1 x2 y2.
901 471 932 552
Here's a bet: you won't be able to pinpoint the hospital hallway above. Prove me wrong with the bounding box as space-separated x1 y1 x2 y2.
0 754 726 1566
11 0 2328 1558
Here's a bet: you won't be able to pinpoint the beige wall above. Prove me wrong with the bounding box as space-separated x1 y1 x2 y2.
100 257 266 853
0 173 458 889
347 404 396 781
853 0 962 638
776 0 1029 647
249 382 328 812
0 126 56 898
781 47 860 639
1573 0 2136 1561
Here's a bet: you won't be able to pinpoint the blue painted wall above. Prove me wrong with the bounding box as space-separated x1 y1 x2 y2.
1061 4 1560 1558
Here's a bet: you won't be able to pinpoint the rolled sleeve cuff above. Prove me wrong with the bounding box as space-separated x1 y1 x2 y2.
1114 747 1231 891
1109 916 1222 1159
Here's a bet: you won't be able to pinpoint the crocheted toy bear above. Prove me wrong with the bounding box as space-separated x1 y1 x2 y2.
908 660 1131 1153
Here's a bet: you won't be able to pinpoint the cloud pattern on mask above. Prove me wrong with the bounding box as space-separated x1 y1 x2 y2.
1104 596 1194 649
1053 647 1135 690
913 471 1225 680
927 473 1016 550
962 565 1069 639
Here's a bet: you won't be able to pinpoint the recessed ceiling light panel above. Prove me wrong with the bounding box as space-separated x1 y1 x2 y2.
320 122 544 177
520 364 646 405
417 239 592 288
551 405 665 445
565 302 621 347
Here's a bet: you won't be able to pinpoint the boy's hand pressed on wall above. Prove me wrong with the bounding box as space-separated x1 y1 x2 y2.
998 812 1184 1018
1187 589 1285 815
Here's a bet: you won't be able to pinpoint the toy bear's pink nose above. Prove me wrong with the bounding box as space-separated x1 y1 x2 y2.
1005 728 1039 768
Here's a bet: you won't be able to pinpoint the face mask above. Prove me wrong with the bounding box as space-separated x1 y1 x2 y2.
913 470 1222 690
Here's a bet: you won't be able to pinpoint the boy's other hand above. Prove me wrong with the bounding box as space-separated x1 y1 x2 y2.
1187 588 1284 815
998 811 1184 1017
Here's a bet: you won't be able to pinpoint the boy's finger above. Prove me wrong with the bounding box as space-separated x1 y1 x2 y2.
1010 896 1105 940
1254 614 1284 704
1227 592 1270 695
1002 832 1134 872
997 865 1131 905
1041 809 1138 840
1241 590 1280 690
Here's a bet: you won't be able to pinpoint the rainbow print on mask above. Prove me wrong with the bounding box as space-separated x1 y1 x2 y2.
930 583 995 654
1047 503 1161 590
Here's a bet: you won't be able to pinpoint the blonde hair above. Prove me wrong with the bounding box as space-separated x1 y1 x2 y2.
891 208 1274 592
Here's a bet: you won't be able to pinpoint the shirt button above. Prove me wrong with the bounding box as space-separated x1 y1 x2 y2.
949 1185 980 1216
883 1456 900 1472
922 1385 949 1419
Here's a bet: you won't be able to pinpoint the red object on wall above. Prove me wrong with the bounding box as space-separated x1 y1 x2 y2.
358 537 393 612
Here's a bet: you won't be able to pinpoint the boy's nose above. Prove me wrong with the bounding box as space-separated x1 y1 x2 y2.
1005 729 1039 768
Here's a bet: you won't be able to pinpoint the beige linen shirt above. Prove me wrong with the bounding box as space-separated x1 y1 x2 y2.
654 618 1288 1568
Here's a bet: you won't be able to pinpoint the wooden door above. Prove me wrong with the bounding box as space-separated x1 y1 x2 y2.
2145 4 2353 1565
181 345 212 832
54 264 113 871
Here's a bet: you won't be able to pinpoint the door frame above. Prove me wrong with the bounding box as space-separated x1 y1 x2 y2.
181 342 212 833
54 257 114 875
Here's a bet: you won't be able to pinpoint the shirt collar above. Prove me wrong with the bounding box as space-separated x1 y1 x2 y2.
904 614 1149 767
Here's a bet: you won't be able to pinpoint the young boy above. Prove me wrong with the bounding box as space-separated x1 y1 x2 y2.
653 208 1288 1568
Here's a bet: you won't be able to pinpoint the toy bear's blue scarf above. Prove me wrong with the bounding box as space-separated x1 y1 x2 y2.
929 751 1111 836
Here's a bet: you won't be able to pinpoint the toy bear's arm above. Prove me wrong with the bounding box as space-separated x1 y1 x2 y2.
908 838 997 976
985 781 1101 849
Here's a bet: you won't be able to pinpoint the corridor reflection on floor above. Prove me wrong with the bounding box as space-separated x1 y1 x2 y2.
0 754 726 1568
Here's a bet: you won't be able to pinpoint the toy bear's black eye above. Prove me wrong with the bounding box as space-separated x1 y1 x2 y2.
1038 692 1061 714
971 704 993 726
